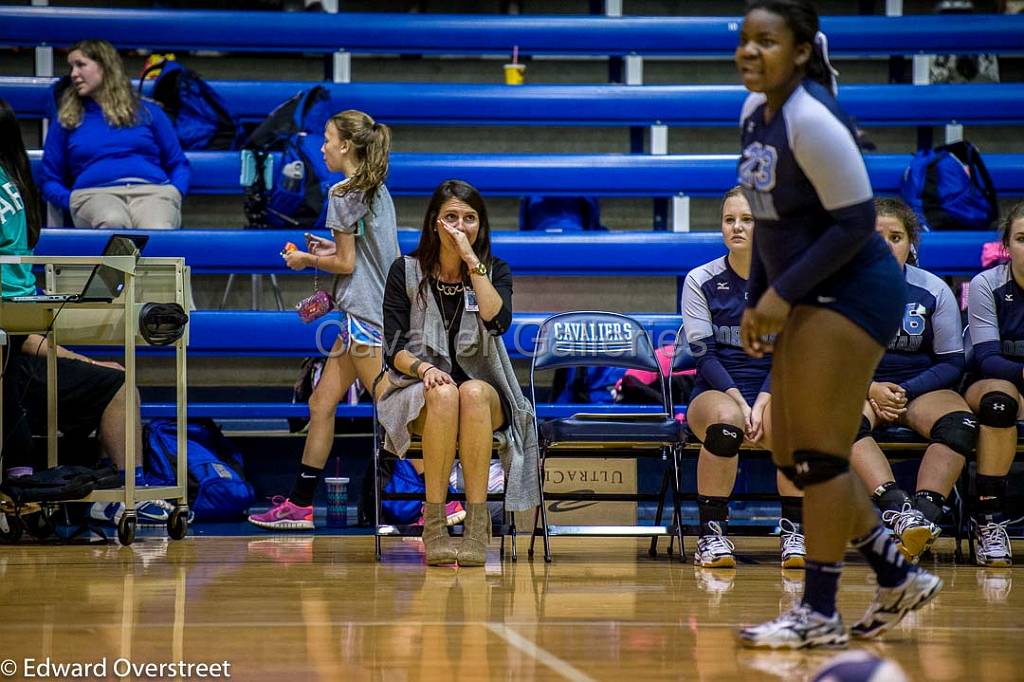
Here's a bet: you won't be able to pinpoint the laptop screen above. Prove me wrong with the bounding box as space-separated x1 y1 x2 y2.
79 234 149 301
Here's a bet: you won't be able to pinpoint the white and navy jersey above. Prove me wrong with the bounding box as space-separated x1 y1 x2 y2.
738 80 892 305
875 264 964 398
969 263 1024 390
683 256 772 392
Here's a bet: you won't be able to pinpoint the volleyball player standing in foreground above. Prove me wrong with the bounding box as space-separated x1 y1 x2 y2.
733 0 942 648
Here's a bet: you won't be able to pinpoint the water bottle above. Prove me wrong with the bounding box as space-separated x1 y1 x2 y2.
282 160 305 192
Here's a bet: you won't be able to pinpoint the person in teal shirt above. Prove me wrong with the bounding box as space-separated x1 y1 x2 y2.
0 96 42 480
0 99 41 300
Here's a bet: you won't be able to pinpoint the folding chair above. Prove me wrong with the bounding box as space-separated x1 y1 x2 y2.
648 322 697 558
527 311 687 562
370 375 517 562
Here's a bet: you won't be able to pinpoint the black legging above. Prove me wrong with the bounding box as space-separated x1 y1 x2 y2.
1 336 32 474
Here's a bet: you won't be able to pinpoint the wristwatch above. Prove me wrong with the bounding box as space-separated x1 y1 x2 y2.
470 260 488 277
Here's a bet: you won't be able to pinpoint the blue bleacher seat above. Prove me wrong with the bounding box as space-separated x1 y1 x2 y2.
165 310 684 360
24 150 1024 199
7 79 1024 127
1 8 1021 57
34 228 1004 278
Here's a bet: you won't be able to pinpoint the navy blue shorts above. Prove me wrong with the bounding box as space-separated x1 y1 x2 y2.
690 372 767 407
795 254 906 348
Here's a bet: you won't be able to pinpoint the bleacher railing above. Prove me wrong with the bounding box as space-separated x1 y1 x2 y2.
2 8 1023 57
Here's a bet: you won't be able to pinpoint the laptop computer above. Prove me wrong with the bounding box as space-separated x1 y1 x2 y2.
9 233 150 304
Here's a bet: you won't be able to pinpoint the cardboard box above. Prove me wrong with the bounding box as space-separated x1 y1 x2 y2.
539 457 637 526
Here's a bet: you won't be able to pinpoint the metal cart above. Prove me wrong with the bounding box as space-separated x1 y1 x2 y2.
0 254 189 544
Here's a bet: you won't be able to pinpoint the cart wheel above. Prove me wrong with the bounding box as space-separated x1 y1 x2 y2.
0 513 24 544
117 513 137 546
167 508 189 540
25 508 56 540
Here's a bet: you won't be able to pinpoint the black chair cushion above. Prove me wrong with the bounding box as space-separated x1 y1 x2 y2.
540 415 685 445
873 425 923 444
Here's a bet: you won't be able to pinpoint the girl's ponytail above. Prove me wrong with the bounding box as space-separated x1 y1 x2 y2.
328 110 392 208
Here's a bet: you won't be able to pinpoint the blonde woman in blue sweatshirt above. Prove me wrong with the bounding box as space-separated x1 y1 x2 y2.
40 40 190 229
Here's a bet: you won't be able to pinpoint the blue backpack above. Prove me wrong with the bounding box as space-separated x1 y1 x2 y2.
243 86 342 228
520 196 604 232
382 458 425 525
552 366 626 404
140 60 241 150
143 419 254 522
900 140 998 231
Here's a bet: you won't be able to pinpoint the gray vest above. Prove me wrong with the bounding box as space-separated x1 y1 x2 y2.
377 257 540 512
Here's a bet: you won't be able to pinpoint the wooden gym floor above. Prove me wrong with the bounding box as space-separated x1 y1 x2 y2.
0 536 1019 681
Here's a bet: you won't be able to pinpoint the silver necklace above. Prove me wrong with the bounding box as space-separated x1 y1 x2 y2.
439 292 464 332
435 278 465 296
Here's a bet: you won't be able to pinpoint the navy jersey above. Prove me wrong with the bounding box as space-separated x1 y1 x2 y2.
737 80 893 307
683 256 772 393
875 265 963 397
969 264 1024 390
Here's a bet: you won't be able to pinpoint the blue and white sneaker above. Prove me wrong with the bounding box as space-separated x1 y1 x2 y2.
694 521 737 568
850 568 943 639
882 503 940 562
973 516 1015 567
779 518 807 569
739 604 848 650
90 500 192 527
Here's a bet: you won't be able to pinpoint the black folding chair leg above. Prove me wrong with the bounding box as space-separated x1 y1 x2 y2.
649 469 670 558
539 491 552 563
509 511 518 562
373 427 383 562
529 447 545 560
535 448 553 562
668 507 678 557
671 445 686 561
529 505 540 559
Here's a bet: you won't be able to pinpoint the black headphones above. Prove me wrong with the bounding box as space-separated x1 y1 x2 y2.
138 303 189 346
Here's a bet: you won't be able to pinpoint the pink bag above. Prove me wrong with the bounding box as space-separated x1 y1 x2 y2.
981 241 1010 268
614 345 695 389
296 267 335 323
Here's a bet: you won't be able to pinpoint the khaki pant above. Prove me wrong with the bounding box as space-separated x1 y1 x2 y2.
70 184 182 229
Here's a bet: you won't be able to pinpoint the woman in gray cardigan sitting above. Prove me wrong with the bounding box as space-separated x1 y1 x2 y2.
378 180 539 567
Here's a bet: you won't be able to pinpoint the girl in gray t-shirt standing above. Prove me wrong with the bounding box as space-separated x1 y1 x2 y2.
250 109 399 530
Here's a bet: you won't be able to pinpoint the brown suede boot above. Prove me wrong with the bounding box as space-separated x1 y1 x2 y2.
456 503 491 567
422 502 458 566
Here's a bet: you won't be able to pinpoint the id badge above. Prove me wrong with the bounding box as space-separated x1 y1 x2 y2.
464 288 480 312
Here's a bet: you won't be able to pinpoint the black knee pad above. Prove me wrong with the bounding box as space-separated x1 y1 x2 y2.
702 422 743 458
978 391 1019 428
793 449 850 488
929 411 979 458
854 415 873 443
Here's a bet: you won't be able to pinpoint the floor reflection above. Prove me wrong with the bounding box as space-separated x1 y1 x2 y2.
0 537 1018 681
